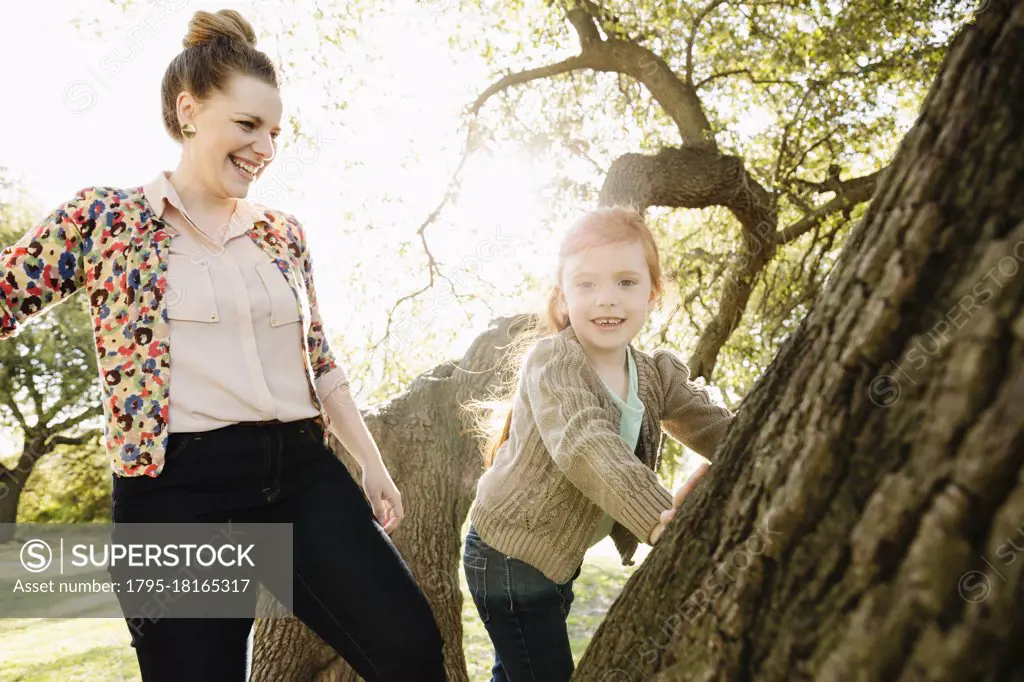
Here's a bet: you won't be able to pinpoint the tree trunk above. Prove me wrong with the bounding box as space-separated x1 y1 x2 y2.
251 316 529 681
576 4 1024 680
685 223 778 380
0 475 26 543
0 445 43 543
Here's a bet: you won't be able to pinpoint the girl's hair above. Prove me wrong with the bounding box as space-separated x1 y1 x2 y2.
472 206 664 468
161 9 279 142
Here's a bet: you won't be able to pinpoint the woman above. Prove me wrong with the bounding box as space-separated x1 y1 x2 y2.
0 9 445 682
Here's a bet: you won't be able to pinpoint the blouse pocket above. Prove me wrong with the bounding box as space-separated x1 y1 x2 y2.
255 261 301 328
166 253 219 323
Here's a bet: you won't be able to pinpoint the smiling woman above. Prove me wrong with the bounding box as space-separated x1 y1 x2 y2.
161 11 281 202
0 8 447 682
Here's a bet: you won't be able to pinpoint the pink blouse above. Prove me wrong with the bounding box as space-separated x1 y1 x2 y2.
144 172 350 435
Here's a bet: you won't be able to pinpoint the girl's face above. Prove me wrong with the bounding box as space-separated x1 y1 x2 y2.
178 73 282 200
556 240 655 359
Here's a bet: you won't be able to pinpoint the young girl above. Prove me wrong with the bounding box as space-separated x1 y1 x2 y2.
463 206 735 681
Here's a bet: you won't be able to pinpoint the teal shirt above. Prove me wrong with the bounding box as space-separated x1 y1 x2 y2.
588 347 645 547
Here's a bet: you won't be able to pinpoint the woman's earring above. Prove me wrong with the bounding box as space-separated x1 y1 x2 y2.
180 123 197 139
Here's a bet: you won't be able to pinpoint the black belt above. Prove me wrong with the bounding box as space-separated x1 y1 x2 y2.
247 419 284 427
246 418 321 428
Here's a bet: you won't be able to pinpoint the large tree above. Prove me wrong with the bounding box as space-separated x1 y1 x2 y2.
252 1 1021 678
572 1 1024 678
0 194 104 542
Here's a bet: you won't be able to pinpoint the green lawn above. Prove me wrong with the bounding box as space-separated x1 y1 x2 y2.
0 540 642 681
0 617 139 681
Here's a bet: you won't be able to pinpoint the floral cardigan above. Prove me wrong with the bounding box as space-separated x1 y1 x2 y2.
0 185 338 477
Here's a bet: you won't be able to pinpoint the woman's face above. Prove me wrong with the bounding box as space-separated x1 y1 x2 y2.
177 73 282 200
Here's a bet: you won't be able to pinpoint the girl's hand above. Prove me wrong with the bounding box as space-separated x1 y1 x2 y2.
649 462 711 545
649 516 670 544
361 460 405 534
673 462 710 508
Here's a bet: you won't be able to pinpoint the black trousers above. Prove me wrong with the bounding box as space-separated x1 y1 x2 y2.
110 417 446 682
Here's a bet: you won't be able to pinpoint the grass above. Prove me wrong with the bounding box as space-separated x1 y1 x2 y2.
0 539 644 681
0 617 139 681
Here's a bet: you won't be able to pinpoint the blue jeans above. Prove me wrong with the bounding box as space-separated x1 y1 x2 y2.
463 525 582 682
111 418 446 682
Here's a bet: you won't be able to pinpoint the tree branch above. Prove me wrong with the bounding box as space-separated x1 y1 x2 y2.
566 6 602 47
468 55 601 115
695 44 944 92
779 168 884 243
696 68 809 90
686 0 729 84
0 395 28 432
600 147 746 210
49 431 101 447
368 123 480 366
46 405 104 439
469 7 716 147
24 377 45 426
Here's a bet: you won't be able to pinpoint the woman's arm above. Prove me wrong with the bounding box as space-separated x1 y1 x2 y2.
1 191 94 339
319 379 385 469
290 216 404 531
320 377 404 533
523 336 674 545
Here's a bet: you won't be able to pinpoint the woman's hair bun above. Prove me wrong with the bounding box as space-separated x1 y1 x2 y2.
182 9 257 49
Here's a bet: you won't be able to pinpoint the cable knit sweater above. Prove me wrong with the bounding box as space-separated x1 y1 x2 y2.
469 325 735 583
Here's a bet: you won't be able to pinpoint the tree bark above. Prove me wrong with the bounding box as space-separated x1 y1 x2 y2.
251 316 529 681
0 472 27 543
576 3 1024 680
0 441 45 543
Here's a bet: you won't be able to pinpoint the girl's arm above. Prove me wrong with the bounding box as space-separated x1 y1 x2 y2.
648 353 733 543
522 336 674 545
651 349 734 459
1 190 96 339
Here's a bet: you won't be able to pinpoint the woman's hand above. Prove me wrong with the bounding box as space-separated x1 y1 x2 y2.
649 462 710 545
361 460 404 535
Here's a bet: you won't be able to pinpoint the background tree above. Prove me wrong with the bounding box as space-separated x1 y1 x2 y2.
0 178 104 542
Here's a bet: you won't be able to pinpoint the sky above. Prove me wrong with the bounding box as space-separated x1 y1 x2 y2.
0 1 553 262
